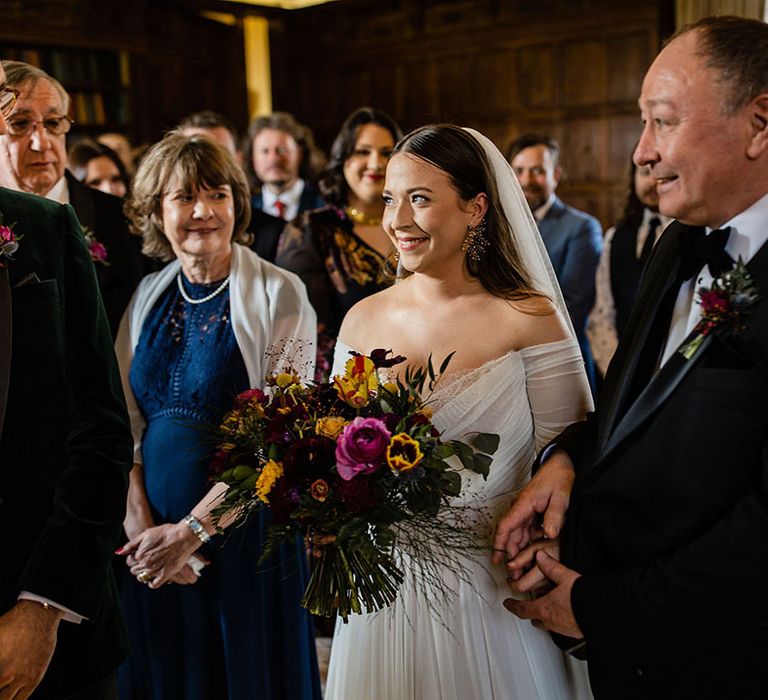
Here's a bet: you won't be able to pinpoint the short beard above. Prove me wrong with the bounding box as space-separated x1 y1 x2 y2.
264 178 289 192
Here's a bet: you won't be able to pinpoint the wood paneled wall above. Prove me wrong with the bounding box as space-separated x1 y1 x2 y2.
0 0 249 144
270 0 674 228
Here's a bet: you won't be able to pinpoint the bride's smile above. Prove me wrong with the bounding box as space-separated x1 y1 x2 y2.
382 152 486 275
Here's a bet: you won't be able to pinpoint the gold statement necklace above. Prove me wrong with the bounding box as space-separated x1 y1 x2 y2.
346 206 382 226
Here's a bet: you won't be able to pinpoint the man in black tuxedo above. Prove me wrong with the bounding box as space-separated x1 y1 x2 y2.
495 16 768 699
0 62 131 699
0 60 143 336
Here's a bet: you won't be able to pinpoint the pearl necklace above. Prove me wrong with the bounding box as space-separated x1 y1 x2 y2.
176 272 230 305
346 206 382 226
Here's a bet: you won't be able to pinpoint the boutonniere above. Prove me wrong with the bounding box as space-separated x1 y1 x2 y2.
82 226 110 266
679 259 759 360
0 212 21 267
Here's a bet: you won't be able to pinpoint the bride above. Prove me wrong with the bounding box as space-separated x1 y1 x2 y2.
324 125 593 699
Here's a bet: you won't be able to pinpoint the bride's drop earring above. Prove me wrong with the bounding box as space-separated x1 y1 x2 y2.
462 219 488 261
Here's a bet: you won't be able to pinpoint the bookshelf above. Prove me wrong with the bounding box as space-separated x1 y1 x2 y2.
2 45 132 134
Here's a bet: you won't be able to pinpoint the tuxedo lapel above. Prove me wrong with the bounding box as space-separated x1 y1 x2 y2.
598 230 768 464
594 227 687 457
65 171 96 231
0 263 11 441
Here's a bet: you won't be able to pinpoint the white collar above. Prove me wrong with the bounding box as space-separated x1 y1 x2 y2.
712 191 768 265
262 178 304 209
642 207 672 230
44 176 69 205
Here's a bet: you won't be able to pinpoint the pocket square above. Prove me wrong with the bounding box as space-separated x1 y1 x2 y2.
13 272 40 288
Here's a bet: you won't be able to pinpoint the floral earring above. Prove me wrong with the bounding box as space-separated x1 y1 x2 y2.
461 218 488 262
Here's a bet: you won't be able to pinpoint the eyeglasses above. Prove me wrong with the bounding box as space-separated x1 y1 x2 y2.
0 86 20 119
4 114 74 137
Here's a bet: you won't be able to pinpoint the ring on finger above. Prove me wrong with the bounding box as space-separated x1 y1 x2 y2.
137 570 151 584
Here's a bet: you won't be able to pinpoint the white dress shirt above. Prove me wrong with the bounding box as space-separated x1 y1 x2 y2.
660 192 768 366
261 178 305 221
45 175 70 205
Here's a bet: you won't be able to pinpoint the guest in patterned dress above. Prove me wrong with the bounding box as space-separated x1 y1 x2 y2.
114 132 321 700
276 107 402 378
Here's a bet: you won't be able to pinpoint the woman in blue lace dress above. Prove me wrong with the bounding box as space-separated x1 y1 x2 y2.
114 132 321 700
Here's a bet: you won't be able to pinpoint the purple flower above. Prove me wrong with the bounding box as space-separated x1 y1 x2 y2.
335 416 391 481
0 224 19 259
89 240 108 264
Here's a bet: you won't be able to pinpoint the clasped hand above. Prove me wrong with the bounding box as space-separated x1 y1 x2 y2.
492 449 584 639
117 523 208 588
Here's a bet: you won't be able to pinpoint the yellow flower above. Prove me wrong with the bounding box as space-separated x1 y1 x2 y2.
334 355 378 407
417 406 433 420
255 460 284 503
275 372 301 389
386 433 424 472
316 416 348 439
382 382 399 395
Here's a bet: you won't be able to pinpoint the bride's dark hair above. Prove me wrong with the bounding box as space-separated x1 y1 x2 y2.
392 124 543 302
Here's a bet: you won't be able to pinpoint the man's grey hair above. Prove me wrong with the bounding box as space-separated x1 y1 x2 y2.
1 60 70 114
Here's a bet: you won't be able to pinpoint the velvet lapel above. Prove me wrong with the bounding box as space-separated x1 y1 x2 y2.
0 261 10 440
593 224 688 458
598 233 768 464
65 171 96 231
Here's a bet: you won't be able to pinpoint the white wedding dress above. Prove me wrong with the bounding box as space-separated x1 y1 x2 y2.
325 337 594 700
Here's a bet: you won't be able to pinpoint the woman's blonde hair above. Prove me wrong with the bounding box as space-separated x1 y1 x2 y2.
125 130 252 261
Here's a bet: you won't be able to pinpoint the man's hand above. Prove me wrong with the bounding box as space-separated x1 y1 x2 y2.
503 550 583 639
0 601 63 700
506 538 561 595
492 448 575 568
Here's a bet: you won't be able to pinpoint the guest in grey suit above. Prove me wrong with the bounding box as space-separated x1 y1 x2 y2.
508 134 602 392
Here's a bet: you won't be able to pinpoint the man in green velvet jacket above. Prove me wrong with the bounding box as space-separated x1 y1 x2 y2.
0 63 132 700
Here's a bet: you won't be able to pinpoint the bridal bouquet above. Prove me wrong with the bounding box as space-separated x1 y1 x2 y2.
209 349 498 621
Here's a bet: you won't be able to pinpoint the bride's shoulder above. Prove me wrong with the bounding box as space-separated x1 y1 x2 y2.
337 286 400 350
498 294 572 350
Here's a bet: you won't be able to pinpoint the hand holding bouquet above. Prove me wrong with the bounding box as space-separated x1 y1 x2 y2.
210 349 498 621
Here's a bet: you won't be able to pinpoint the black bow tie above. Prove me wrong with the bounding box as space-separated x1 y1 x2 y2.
677 226 733 280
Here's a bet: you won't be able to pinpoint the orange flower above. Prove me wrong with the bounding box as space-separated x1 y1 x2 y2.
316 416 348 439
310 479 330 502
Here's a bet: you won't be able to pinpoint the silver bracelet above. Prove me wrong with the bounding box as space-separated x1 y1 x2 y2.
183 514 211 544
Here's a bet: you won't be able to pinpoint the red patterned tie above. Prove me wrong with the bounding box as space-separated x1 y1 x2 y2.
274 200 286 220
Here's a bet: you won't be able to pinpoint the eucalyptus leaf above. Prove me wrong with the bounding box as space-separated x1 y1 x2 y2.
436 443 455 459
441 470 462 497
472 453 492 479
472 432 500 455
451 440 475 470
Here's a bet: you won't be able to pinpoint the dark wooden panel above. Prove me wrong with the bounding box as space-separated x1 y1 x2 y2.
519 45 558 109
607 31 653 104
563 40 608 107
472 50 520 118
268 0 667 229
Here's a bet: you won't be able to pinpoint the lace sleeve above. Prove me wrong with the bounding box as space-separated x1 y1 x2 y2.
520 340 594 452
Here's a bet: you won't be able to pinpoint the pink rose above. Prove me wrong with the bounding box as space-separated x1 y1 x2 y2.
335 416 391 481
